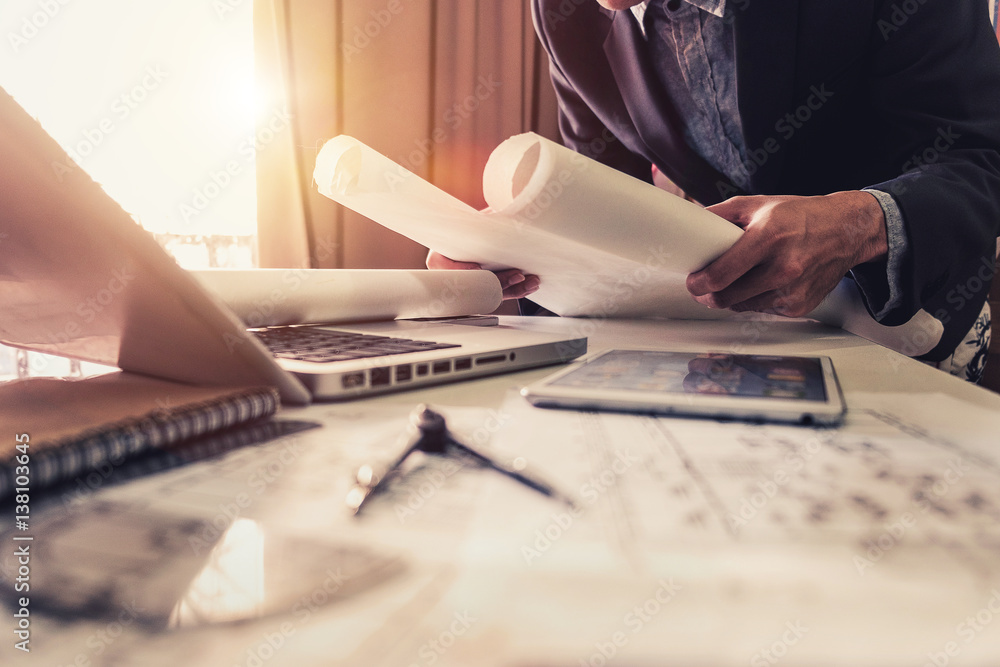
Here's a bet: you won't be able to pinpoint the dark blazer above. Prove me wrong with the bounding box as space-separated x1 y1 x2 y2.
532 0 1000 360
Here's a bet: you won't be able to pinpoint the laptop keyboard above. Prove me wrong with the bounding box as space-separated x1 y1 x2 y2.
253 327 460 363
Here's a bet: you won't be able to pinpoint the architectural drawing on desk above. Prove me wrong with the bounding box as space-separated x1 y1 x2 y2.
492 397 1000 575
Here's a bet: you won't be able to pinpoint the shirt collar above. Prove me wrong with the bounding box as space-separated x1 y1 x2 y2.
630 0 727 38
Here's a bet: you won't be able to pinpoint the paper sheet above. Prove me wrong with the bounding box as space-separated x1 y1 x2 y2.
313 134 943 355
190 269 502 327
439 392 1000 666
13 393 1000 666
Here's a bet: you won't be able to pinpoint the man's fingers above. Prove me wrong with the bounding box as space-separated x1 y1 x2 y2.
426 250 481 271
426 251 538 301
706 286 819 318
504 274 540 300
687 232 767 297
705 196 761 229
691 260 789 308
495 269 525 291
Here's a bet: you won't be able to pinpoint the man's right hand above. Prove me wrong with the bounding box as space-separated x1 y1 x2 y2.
426 250 541 300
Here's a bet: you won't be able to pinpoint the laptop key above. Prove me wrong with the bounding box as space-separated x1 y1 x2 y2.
253 328 460 362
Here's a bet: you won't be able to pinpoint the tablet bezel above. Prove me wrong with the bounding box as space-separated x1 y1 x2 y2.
520 349 846 426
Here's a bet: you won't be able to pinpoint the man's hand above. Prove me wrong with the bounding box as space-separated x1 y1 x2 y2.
426 250 541 300
686 191 888 317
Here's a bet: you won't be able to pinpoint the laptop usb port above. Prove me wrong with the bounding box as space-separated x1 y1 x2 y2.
395 365 412 382
342 372 365 389
415 363 429 377
454 358 472 371
371 367 391 386
432 360 451 375
475 354 507 366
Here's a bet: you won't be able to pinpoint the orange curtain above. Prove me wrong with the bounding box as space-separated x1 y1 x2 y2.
254 0 559 270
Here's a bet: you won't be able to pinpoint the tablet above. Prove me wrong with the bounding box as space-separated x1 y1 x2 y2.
521 349 846 426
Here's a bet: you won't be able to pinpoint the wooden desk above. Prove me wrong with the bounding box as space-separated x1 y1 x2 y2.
6 317 1000 666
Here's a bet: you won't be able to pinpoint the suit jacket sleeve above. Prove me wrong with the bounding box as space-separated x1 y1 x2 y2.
531 1 654 183
853 0 1000 327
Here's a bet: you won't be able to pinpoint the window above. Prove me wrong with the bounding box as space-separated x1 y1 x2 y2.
1 0 257 269
1 0 258 379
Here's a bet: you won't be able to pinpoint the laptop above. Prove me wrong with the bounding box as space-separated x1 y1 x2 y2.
0 87 586 405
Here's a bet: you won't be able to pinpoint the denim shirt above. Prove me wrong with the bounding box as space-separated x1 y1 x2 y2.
631 0 909 320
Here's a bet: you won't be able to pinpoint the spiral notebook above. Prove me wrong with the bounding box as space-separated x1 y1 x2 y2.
0 373 279 499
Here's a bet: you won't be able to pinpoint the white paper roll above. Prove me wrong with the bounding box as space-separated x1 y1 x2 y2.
191 269 502 328
313 133 943 356
483 132 743 273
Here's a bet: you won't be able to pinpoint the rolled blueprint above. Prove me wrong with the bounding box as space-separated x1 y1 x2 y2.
191 269 502 328
314 134 736 321
314 133 943 357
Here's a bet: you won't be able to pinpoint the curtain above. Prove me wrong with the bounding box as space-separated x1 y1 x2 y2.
254 0 559 269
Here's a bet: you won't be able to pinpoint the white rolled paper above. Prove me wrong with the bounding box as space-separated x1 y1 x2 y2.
191 269 502 328
314 133 943 357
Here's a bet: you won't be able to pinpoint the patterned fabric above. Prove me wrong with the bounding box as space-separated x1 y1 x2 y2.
938 1 995 382
933 301 992 383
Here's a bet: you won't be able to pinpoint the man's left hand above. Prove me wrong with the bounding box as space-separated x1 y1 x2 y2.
686 191 888 317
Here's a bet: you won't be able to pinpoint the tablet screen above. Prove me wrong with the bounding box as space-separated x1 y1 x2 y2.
549 350 827 401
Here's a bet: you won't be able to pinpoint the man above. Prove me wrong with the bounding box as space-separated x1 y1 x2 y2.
431 0 1000 381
